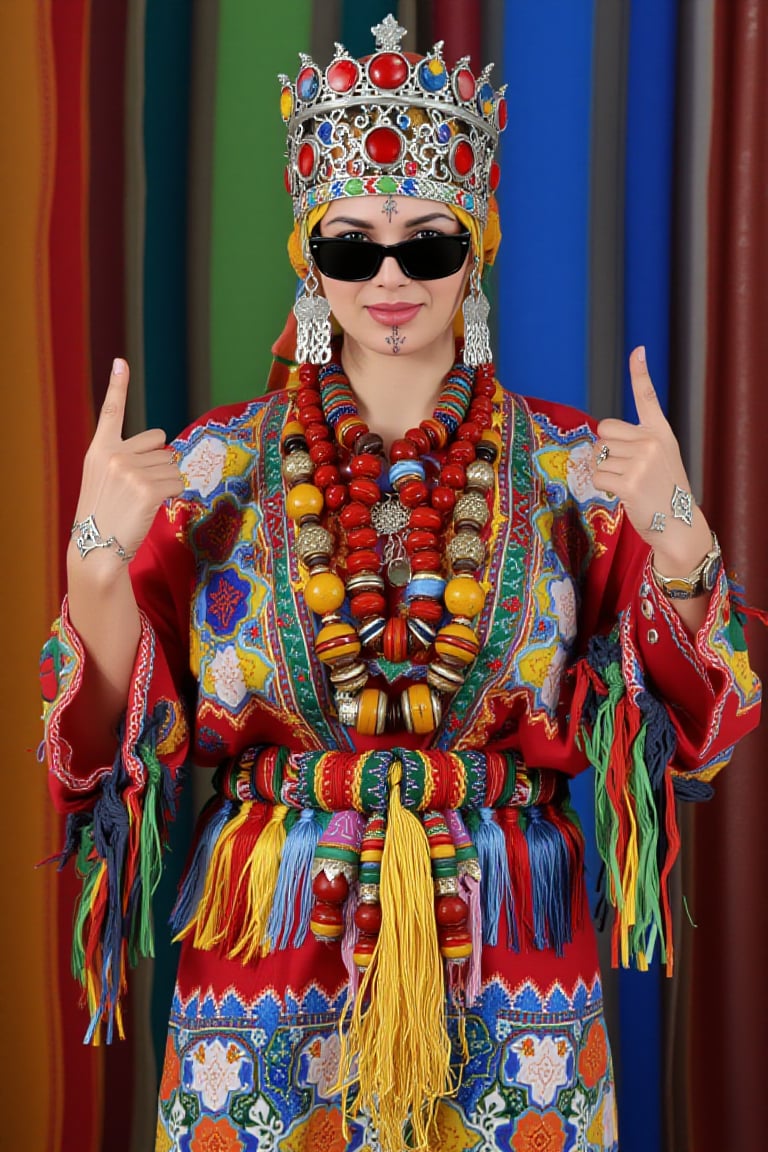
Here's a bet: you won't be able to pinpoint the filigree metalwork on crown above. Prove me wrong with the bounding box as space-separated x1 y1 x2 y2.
278 14 508 225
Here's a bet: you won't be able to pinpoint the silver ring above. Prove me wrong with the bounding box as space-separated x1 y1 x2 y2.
650 512 666 533
596 443 610 466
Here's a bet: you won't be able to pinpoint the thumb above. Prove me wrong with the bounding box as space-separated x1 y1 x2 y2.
94 358 130 443
629 346 666 429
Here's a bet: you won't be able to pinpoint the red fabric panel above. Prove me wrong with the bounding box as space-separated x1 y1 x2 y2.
48 8 105 1152
89 0 128 405
432 0 481 69
693 4 768 1151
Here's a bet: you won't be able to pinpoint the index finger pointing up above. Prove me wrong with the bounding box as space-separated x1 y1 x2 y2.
95 357 130 443
629 346 666 429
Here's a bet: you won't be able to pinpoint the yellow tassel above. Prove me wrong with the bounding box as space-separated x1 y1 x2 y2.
229 804 288 963
339 761 453 1152
173 802 254 949
619 786 640 968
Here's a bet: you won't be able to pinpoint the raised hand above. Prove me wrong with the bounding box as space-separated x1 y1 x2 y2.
591 347 712 576
71 359 185 568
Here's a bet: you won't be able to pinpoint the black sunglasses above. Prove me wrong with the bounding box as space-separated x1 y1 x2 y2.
308 231 471 282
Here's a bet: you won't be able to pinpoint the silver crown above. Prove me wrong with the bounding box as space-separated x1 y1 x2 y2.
279 14 507 225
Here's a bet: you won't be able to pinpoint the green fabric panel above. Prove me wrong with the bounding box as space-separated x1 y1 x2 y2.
210 0 312 405
342 0 395 56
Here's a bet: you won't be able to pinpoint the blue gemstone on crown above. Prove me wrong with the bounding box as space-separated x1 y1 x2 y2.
437 123 452 144
317 121 333 145
419 60 448 92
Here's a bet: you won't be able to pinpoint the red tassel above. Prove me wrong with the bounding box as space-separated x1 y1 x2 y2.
497 807 533 949
660 771 681 976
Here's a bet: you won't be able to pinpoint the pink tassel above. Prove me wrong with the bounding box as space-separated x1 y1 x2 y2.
341 882 360 1000
461 871 483 1006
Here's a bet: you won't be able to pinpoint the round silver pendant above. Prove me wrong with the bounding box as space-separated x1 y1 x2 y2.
371 494 411 537
387 557 412 587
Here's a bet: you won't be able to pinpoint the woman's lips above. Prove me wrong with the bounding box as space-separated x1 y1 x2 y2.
366 303 423 326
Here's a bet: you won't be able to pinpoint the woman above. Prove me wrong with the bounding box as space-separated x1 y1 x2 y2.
42 16 760 1152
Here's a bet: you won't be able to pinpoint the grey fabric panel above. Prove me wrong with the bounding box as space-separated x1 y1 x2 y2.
671 0 715 500
312 0 341 60
482 0 505 76
187 0 219 421
588 0 630 422
124 0 148 436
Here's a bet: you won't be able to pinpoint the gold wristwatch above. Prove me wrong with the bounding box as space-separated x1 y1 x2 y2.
651 533 721 600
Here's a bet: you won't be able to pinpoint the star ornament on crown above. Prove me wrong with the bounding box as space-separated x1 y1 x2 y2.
279 13 507 226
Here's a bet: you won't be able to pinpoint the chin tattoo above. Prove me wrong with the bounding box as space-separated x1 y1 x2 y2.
386 326 405 354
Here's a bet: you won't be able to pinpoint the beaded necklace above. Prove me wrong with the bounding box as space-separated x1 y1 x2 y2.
282 351 501 736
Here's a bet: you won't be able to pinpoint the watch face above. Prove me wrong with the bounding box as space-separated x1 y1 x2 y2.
702 552 720 592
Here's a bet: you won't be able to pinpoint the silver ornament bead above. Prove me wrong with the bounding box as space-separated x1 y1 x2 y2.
447 532 486 568
453 492 489 530
296 524 333 567
465 459 495 492
281 450 314 484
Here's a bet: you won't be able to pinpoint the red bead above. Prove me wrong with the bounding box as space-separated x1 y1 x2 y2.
411 550 442 573
340 502 371 529
409 507 443 531
405 530 439 554
309 441 337 466
297 388 321 408
456 420 482 444
350 592 387 619
452 140 475 177
304 422 331 445
435 894 469 928
346 548 380 574
383 617 409 663
441 463 466 489
399 480 429 507
431 486 456 513
299 364 317 384
350 454 382 479
310 902 345 932
313 464 339 489
354 903 382 934
365 125 403 165
447 441 476 466
312 871 350 903
368 52 409 89
301 405 323 426
405 427 431 454
348 477 380 506
408 598 445 624
469 398 494 420
327 58 359 93
346 526 378 550
420 418 448 448
456 67 475 101
325 484 348 511
475 376 496 398
340 419 368 449
390 438 419 462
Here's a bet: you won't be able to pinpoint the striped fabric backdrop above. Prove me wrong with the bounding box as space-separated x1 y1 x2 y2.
1 2 764 1150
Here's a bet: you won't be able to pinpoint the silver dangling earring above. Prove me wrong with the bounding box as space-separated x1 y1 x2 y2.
294 263 332 365
462 260 492 367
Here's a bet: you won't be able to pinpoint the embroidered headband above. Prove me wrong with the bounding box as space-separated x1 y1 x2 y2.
279 13 507 226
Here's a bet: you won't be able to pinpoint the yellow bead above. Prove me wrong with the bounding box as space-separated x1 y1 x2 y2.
441 939 473 960
286 483 323 521
315 622 361 664
402 683 439 734
480 428 502 453
281 420 305 443
304 572 345 614
434 623 480 666
444 576 485 619
356 687 387 736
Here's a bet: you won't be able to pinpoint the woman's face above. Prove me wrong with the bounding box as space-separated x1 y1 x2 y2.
315 195 470 360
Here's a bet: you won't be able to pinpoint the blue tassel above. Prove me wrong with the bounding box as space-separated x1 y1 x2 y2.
266 807 322 949
525 805 571 956
467 807 514 947
169 798 236 935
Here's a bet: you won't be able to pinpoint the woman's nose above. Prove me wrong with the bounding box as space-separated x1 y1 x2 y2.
375 253 409 287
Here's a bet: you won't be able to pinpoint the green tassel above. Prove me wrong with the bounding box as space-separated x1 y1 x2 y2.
71 825 98 984
581 660 625 914
628 724 664 966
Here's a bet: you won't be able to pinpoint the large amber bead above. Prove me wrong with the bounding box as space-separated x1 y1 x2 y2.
304 571 345 614
286 482 324 521
315 622 361 664
443 576 485 619
434 623 480 666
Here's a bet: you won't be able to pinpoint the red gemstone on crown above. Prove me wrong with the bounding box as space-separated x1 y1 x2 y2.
404 160 418 176
453 140 475 177
327 58 359 93
365 126 403 166
369 52 409 89
284 166 292 193
298 141 316 177
489 161 501 191
496 97 508 131
456 67 475 102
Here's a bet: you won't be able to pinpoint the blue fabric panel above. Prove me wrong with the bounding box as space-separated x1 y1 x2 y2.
495 3 594 408
341 0 395 57
618 4 679 1150
142 0 194 1070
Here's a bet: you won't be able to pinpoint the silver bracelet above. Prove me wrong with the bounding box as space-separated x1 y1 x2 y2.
71 514 135 562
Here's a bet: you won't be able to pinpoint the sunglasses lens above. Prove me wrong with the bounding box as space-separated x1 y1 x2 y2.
308 233 471 281
309 239 380 281
399 235 470 279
